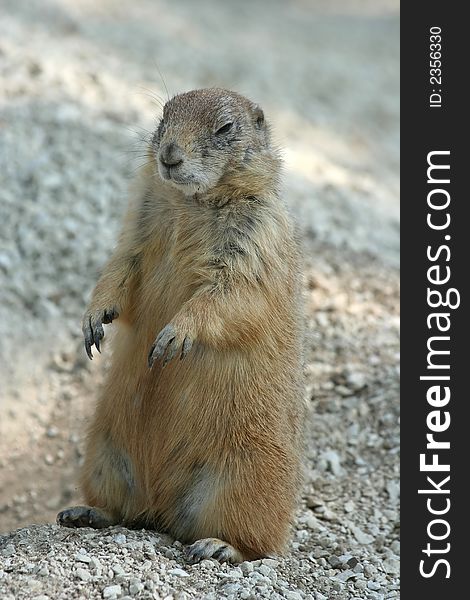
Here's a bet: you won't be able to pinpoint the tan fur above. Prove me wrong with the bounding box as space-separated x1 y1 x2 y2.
62 89 303 562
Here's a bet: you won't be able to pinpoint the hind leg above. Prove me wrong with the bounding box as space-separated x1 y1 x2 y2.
174 449 297 564
57 429 137 529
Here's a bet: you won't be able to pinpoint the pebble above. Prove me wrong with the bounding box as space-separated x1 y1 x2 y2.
383 557 400 575
256 564 273 577
322 450 343 476
2 544 15 557
385 481 400 503
328 555 342 569
46 427 59 438
285 592 303 600
346 556 359 568
103 584 122 598
240 561 254 575
336 569 357 582
222 583 241 595
168 568 189 577
74 552 91 563
75 567 91 582
129 581 144 595
112 564 125 576
345 371 367 390
305 495 323 509
113 533 127 544
224 568 243 579
390 540 400 555
350 525 374 544
368 581 381 591
262 558 279 568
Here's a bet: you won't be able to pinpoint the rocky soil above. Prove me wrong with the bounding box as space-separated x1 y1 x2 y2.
0 0 399 598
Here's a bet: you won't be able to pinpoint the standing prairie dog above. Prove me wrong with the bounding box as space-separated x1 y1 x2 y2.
58 88 304 563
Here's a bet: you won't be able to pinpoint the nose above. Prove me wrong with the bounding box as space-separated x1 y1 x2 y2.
160 142 184 168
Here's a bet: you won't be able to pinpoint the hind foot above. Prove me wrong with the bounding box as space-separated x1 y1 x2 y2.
57 505 117 529
185 537 244 564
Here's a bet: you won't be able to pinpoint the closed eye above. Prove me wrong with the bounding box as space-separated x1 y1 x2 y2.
215 122 233 135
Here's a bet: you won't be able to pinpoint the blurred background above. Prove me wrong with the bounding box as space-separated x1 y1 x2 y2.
0 0 399 560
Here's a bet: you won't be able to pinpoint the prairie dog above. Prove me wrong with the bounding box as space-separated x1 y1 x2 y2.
58 88 304 563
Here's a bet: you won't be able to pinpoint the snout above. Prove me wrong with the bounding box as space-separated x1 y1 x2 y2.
159 142 184 169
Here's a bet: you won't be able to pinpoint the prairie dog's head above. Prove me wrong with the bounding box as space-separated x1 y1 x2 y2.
151 88 271 196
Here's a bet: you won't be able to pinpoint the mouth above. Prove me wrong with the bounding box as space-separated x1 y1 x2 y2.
157 163 200 189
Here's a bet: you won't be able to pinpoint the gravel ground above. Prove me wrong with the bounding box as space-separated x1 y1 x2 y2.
0 1 399 598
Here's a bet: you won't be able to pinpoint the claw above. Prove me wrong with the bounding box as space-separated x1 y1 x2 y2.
84 317 94 360
148 324 194 369
93 322 104 353
85 339 93 360
163 338 178 365
82 308 117 360
153 324 176 359
184 538 242 564
148 343 156 368
181 336 193 360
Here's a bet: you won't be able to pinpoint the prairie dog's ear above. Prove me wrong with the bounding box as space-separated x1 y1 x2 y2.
252 104 265 129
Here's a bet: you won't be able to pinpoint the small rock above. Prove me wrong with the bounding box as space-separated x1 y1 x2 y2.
347 557 359 568
1 544 15 557
322 450 343 476
262 558 279 568
168 568 189 577
74 553 91 563
240 561 254 575
306 515 323 531
354 579 367 590
46 427 59 438
345 371 367 390
103 585 122 598
90 557 102 570
368 581 381 591
306 495 323 509
285 592 303 600
383 557 399 575
353 563 364 573
199 559 216 569
224 568 243 579
390 540 400 555
328 555 342 569
129 581 144 595
331 581 342 592
336 569 357 582
350 525 374 544
76 567 91 582
386 481 400 503
364 564 377 578
113 533 127 544
222 583 241 595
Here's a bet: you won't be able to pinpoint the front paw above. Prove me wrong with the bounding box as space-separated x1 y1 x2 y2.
148 323 194 368
82 307 119 359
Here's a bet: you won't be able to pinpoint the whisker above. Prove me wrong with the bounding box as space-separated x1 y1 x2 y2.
153 60 171 101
